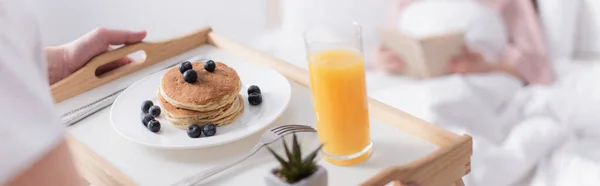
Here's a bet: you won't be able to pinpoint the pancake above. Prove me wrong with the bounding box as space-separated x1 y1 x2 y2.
157 88 234 120
159 61 241 112
161 95 245 129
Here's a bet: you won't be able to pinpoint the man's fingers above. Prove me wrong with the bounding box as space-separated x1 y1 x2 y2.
90 28 147 45
70 28 147 68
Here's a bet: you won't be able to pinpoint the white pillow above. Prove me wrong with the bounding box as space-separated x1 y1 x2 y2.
397 0 507 62
538 0 581 60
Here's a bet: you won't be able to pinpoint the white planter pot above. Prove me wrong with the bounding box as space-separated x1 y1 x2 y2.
264 165 328 186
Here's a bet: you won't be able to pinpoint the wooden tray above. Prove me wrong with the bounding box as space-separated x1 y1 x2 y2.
54 27 472 186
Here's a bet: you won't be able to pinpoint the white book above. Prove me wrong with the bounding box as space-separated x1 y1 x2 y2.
380 29 465 79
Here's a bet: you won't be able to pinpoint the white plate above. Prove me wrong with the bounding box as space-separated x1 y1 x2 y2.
110 60 291 149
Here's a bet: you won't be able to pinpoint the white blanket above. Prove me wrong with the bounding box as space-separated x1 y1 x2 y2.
374 63 600 186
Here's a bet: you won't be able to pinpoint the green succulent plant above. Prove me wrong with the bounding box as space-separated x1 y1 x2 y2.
267 133 324 184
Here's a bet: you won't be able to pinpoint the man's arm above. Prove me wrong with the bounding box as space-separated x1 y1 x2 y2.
46 46 68 85
0 1 86 184
0 71 86 185
6 141 87 186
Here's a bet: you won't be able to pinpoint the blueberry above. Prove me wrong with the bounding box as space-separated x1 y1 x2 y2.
147 120 161 133
141 114 154 126
179 61 192 74
203 123 217 137
204 60 216 72
141 100 153 113
247 85 261 95
149 105 161 117
187 124 202 138
183 69 197 83
248 92 262 106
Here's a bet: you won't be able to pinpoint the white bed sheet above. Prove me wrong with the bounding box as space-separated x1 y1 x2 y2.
372 58 600 186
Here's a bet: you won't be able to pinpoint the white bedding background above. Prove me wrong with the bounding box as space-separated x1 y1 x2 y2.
258 0 600 185
379 0 600 185
371 61 600 186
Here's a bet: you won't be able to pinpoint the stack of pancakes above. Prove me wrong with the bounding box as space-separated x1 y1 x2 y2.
157 61 244 129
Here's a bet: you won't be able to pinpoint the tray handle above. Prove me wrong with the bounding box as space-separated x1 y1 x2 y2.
360 135 472 186
208 32 473 186
51 27 212 103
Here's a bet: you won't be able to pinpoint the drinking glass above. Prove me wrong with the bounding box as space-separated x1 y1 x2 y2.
304 22 372 166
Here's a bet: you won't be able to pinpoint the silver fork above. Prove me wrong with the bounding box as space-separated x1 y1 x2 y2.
172 124 317 186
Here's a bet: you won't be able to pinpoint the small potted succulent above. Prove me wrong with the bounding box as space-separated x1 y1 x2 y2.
265 133 327 186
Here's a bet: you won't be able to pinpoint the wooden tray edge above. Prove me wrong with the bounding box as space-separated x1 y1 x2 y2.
66 28 472 186
208 32 472 186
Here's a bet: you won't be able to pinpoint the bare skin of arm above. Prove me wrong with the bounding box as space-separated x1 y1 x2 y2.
4 29 147 186
6 140 87 186
6 28 148 185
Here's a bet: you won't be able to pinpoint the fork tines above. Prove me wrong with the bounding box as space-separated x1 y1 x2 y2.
271 125 316 135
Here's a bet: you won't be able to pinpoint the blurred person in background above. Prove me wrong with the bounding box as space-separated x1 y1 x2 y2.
374 0 553 85
1 1 145 185
370 1 600 185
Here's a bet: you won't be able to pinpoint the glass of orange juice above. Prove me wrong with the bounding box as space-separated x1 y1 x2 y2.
303 22 372 166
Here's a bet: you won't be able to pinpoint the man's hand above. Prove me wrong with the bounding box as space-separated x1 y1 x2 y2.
47 28 147 84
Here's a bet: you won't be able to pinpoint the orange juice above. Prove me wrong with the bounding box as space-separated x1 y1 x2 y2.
308 48 372 166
